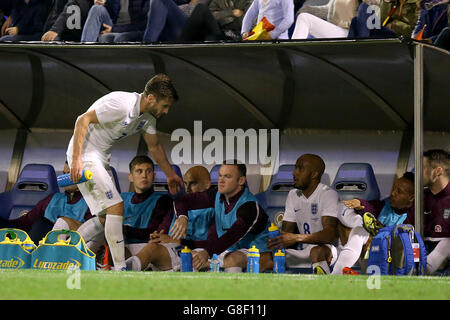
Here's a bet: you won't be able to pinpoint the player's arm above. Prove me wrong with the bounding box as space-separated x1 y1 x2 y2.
70 110 99 183
296 215 338 244
143 131 184 195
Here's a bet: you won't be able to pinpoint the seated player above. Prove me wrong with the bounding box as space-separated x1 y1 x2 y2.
267 154 340 274
331 172 415 275
407 149 450 275
79 155 174 268
0 161 92 245
170 160 273 273
126 165 215 271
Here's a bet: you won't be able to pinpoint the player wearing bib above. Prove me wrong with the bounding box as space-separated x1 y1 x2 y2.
332 172 415 275
407 149 450 275
0 161 92 244
68 74 183 270
125 166 215 271
267 154 339 274
171 161 272 273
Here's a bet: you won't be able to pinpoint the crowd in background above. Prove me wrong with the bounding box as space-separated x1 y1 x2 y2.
0 0 448 50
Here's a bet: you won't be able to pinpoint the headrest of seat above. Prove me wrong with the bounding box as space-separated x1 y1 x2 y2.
332 163 380 201
13 164 58 193
153 164 183 193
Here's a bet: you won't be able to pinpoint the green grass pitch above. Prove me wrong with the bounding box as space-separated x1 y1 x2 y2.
0 269 449 300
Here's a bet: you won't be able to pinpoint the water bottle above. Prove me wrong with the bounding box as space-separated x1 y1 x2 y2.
180 246 193 272
209 253 220 272
57 169 93 187
268 223 285 253
246 245 260 273
22 238 36 254
273 249 285 274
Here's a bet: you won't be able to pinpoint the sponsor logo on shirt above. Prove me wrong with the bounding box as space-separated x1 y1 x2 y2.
444 209 450 220
371 245 380 252
294 208 301 213
311 203 318 215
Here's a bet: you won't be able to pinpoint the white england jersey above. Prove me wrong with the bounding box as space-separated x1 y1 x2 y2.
283 183 339 235
67 92 156 165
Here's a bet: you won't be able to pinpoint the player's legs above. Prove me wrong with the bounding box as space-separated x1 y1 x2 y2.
426 239 450 274
260 252 274 271
221 250 247 272
126 242 179 271
332 226 370 275
310 245 332 274
104 201 127 270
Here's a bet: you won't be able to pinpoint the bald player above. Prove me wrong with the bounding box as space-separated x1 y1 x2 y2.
125 165 215 271
267 154 340 274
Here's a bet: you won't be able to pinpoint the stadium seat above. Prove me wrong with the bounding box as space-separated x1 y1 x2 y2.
209 164 221 188
255 164 295 227
331 163 380 201
0 164 59 220
108 166 121 193
153 164 183 196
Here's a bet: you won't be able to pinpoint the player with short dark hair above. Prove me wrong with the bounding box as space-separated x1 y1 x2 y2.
68 73 184 270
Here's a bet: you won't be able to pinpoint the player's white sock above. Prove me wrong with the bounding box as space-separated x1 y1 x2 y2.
77 216 104 243
313 261 330 274
125 256 142 271
338 203 364 228
104 215 126 270
225 267 242 273
331 226 370 275
52 218 70 231
426 239 450 274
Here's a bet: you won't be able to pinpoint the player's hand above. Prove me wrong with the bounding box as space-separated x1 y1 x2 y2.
232 9 243 17
100 24 112 35
343 199 364 210
5 26 18 36
267 231 298 249
41 30 59 41
167 174 184 195
70 159 84 184
192 249 209 270
94 0 106 5
169 215 188 240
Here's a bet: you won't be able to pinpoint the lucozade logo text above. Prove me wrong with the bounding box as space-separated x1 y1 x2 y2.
33 259 81 270
0 257 25 269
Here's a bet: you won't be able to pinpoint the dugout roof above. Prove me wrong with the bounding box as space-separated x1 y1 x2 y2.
0 38 449 134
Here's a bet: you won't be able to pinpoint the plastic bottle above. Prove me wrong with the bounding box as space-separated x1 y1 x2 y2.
180 246 193 272
57 169 93 187
268 223 285 253
209 253 220 272
273 249 286 274
246 245 260 273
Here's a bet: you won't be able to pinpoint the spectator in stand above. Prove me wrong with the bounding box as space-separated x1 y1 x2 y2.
291 0 358 39
41 0 92 42
81 0 149 42
412 0 449 50
241 0 295 40
0 0 50 42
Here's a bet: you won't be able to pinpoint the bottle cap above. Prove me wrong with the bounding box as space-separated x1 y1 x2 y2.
268 223 279 232
84 170 93 180
181 246 191 253
248 245 260 257
274 249 285 257
212 253 218 260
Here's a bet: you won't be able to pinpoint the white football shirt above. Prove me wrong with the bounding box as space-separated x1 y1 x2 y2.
67 92 156 165
283 183 339 235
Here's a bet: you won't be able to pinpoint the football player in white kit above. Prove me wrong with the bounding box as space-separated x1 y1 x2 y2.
268 154 339 274
67 74 184 270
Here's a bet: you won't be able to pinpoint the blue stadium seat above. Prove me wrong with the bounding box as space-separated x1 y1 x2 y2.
331 163 380 201
153 164 183 195
108 166 121 193
0 164 59 220
209 164 221 187
255 164 295 227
